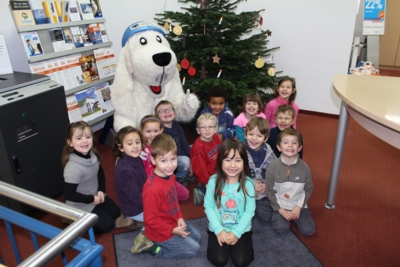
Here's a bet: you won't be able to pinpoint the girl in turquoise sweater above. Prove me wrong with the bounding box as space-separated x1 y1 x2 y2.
204 139 256 267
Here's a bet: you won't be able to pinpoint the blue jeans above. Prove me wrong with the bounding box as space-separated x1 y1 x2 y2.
175 155 191 179
255 197 272 222
154 221 201 258
271 208 315 236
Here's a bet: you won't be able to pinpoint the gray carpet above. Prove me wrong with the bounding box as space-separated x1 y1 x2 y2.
113 217 323 267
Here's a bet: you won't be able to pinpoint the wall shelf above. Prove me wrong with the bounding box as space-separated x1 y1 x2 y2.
64 76 114 96
86 110 114 126
17 18 106 32
28 42 113 63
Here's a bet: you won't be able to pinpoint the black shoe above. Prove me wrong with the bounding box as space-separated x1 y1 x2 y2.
176 178 188 188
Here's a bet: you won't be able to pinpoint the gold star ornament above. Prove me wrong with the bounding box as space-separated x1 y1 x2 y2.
212 54 221 64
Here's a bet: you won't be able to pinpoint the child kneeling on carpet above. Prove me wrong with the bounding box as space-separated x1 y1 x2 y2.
190 113 222 207
266 128 315 236
204 139 256 267
245 117 276 222
131 134 201 257
113 126 146 231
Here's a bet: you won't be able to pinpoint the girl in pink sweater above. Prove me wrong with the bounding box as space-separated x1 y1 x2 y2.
264 76 299 129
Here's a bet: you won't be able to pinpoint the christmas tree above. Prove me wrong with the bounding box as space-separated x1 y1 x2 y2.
155 0 280 115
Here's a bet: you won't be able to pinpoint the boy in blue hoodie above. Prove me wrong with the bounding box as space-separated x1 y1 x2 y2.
199 85 235 141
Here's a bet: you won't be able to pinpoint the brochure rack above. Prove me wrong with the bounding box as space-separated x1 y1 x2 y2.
10 11 115 127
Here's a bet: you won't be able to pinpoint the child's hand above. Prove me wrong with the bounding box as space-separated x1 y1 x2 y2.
92 196 101 205
173 218 189 237
218 134 224 141
216 230 229 246
177 218 187 228
140 147 149 160
226 232 239 246
291 205 302 220
97 191 105 203
255 180 266 194
172 225 189 237
279 208 294 221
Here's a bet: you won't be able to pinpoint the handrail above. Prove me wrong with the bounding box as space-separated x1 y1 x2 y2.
0 181 100 267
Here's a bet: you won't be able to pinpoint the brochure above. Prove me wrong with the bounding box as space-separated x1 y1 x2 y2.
75 86 102 122
66 94 83 123
20 31 44 57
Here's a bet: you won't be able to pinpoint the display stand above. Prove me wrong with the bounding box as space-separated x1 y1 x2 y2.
9 9 115 136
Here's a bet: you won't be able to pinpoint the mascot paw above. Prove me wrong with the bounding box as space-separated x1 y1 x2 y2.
185 89 198 110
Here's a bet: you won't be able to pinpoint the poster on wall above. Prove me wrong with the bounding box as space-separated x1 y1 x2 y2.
363 0 386 35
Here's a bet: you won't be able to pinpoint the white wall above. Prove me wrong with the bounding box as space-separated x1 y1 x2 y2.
1 0 359 115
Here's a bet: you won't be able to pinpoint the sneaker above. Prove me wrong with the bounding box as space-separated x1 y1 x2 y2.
115 215 134 228
176 178 188 188
193 188 205 207
185 175 196 184
127 220 144 231
131 232 154 254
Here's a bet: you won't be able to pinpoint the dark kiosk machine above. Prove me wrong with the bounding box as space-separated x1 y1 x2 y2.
0 72 69 214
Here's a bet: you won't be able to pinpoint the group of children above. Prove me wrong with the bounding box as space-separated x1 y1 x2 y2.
61 76 315 267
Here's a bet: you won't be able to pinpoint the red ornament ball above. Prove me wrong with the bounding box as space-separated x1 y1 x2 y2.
188 66 197 76
181 58 190 69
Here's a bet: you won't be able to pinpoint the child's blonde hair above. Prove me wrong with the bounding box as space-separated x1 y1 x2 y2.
112 126 143 158
240 92 264 113
61 121 100 166
245 117 270 140
197 113 217 127
275 104 295 119
151 133 178 158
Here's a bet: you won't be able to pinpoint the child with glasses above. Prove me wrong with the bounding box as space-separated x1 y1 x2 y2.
155 100 194 187
264 76 299 129
190 113 222 206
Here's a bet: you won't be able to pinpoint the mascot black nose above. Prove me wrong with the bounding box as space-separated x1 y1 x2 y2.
152 52 172 67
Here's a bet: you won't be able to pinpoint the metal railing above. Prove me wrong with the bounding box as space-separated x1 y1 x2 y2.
0 181 104 267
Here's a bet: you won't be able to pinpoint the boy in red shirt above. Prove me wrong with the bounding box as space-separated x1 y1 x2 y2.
190 113 222 206
131 134 201 257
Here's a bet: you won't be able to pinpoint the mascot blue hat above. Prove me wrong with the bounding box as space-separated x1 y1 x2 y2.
121 21 166 47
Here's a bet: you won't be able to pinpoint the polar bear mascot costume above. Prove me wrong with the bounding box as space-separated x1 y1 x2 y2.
112 21 200 131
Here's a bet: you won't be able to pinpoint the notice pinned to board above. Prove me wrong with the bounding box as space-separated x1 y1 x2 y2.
0 34 13 75
363 0 386 35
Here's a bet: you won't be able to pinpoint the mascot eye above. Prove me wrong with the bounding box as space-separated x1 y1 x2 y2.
140 37 147 45
156 36 162 43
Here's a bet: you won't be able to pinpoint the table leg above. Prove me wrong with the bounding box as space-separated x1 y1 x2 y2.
325 101 349 209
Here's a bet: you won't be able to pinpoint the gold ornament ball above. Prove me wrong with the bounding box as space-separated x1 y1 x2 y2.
164 22 169 31
173 25 182 35
268 67 276 76
176 63 182 72
255 58 264 68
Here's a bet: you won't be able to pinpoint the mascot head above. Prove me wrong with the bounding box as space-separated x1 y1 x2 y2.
120 21 177 98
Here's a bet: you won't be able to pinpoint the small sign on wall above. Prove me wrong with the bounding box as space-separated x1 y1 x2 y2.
363 0 386 35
